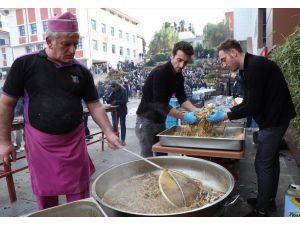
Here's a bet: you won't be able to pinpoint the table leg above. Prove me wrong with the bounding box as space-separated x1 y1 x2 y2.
114 112 118 132
4 163 17 202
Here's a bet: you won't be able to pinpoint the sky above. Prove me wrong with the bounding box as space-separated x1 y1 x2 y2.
120 8 231 44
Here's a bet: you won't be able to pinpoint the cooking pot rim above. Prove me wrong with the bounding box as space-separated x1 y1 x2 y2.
92 156 235 216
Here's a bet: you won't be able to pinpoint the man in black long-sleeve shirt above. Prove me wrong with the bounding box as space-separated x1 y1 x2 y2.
136 41 198 157
208 39 296 216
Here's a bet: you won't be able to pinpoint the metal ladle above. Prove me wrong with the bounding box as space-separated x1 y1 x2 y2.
112 144 200 208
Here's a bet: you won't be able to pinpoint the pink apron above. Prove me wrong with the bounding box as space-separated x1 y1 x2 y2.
24 123 95 196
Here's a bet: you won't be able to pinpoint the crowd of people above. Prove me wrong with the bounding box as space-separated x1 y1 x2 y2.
0 11 296 218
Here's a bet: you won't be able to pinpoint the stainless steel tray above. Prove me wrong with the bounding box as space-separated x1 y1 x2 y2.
26 198 107 217
157 125 245 151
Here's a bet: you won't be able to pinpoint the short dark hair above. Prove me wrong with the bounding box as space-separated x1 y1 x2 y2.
172 41 194 56
217 39 243 53
109 80 119 87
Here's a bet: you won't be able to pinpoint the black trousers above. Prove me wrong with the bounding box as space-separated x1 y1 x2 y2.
255 122 289 212
135 116 167 157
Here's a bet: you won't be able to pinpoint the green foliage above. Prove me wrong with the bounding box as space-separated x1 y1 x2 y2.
144 59 156 67
147 24 179 57
106 69 124 82
144 66 154 70
270 27 300 137
194 43 204 58
203 20 233 48
154 52 170 62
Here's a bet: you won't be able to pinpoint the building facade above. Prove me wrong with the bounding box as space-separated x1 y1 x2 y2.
233 8 300 56
0 8 145 75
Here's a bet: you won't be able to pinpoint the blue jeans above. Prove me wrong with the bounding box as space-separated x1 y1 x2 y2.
255 122 289 212
111 112 126 142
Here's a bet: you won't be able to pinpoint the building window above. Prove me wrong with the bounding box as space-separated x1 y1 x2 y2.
42 21 48 33
18 25 25 36
119 30 122 39
37 44 44 50
127 48 130 57
91 19 96 31
126 33 129 41
112 44 116 54
111 26 115 36
25 45 33 53
2 53 6 60
30 23 37 35
103 42 107 52
0 39 5 46
132 35 135 43
92 40 98 50
133 50 136 58
101 23 106 34
77 37 83 50
119 46 123 56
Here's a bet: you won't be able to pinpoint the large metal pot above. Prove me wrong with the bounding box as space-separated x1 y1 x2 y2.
92 156 235 216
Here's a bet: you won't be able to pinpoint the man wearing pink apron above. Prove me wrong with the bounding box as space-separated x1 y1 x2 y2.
0 12 120 210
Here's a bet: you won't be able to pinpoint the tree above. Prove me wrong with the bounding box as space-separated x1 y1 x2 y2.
203 20 233 48
194 43 204 58
179 20 186 32
147 24 179 57
173 22 178 32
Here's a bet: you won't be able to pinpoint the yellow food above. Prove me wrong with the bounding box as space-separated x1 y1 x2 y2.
176 105 221 137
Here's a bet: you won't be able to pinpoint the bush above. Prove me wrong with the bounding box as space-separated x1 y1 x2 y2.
270 27 300 139
144 59 156 67
154 52 169 62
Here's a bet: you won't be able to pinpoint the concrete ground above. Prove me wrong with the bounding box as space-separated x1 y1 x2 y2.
1 97 300 217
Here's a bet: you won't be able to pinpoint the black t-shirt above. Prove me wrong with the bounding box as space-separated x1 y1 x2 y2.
3 50 98 134
136 61 187 123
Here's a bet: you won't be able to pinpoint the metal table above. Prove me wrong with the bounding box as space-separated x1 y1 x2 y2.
152 142 245 159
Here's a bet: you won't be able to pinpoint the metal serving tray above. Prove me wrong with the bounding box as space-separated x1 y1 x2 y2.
26 198 107 217
157 125 245 151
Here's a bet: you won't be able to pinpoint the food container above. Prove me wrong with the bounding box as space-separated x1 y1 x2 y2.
157 125 245 151
26 198 107 217
92 156 235 216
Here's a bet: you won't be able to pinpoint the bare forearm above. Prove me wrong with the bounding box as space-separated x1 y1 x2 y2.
0 101 14 142
88 104 114 135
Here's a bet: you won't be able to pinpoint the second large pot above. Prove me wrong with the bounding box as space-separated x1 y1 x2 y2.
91 156 235 216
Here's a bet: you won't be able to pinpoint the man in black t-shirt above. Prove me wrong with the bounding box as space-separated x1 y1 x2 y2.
208 39 296 216
0 12 120 210
135 41 198 157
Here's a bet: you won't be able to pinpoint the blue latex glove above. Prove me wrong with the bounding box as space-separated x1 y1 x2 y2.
182 112 197 124
207 109 226 123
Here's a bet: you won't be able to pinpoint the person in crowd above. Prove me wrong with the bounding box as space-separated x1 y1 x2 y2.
96 81 105 103
207 39 296 216
135 41 198 157
81 100 91 141
231 71 245 98
0 12 120 210
11 97 24 152
184 82 193 103
106 80 128 146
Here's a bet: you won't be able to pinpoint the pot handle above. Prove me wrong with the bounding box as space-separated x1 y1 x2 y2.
221 194 240 207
